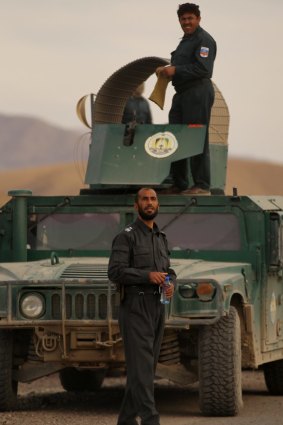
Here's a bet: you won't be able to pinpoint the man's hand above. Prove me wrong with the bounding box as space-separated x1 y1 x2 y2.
155 65 176 79
149 272 167 285
148 272 175 299
164 282 174 299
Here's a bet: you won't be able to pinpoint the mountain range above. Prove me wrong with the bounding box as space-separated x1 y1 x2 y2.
1 113 283 205
0 113 83 169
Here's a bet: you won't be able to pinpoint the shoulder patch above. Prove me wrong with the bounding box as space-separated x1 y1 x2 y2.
125 226 133 232
200 46 209 58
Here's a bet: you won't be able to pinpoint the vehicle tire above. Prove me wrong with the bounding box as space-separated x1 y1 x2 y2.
59 367 105 392
198 306 242 416
0 330 18 411
263 359 283 395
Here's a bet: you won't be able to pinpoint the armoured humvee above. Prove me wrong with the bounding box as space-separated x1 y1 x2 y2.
1 57 283 416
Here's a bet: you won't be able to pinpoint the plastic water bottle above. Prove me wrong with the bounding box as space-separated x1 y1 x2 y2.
160 275 170 304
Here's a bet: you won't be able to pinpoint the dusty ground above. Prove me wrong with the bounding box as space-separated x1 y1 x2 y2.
0 370 282 425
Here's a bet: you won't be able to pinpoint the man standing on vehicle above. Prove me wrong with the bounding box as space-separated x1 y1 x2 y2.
156 3 217 195
108 187 176 425
122 83 152 124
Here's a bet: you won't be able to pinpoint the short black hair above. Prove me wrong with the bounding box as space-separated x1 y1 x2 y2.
177 3 200 18
135 188 157 203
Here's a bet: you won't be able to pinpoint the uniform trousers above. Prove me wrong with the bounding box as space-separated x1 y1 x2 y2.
169 79 215 190
117 291 165 425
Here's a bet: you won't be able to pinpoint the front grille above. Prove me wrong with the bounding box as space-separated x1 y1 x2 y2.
87 293 96 319
51 292 119 320
99 294 107 319
50 264 119 320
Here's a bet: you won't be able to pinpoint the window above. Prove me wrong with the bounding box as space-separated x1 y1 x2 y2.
156 213 241 251
28 213 120 250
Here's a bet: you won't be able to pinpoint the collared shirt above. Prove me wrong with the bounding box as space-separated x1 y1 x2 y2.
171 26 217 93
108 218 176 286
122 96 152 124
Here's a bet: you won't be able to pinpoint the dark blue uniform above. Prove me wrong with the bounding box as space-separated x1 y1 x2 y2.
108 218 176 425
122 96 152 124
170 26 217 190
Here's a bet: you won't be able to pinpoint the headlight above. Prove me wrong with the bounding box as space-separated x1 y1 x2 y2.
179 283 197 298
179 281 216 301
20 293 45 319
195 282 215 301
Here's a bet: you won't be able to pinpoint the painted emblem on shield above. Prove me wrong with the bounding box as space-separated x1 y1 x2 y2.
200 46 209 58
144 131 178 158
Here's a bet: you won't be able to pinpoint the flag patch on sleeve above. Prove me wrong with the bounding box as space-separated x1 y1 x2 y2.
200 47 209 58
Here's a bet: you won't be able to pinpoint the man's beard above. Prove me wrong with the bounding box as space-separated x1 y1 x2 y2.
138 206 158 221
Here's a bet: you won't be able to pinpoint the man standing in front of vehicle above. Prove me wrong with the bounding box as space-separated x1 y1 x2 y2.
108 187 176 425
156 3 217 195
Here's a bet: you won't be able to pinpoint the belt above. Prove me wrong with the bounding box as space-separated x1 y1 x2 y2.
174 78 211 93
124 285 160 295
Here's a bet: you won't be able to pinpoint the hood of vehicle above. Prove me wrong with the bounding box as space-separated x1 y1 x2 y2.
170 258 251 281
0 257 110 282
0 257 251 283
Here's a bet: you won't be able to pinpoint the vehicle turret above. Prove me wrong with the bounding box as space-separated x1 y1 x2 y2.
77 56 229 194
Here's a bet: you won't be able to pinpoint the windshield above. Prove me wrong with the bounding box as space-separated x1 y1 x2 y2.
156 213 241 251
27 211 240 252
28 213 120 250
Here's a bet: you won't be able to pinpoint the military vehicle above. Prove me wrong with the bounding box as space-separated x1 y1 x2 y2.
1 57 283 416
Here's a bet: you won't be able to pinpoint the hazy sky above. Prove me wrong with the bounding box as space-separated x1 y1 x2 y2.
1 0 283 163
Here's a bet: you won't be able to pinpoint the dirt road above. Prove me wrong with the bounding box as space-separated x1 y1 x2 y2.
0 370 282 425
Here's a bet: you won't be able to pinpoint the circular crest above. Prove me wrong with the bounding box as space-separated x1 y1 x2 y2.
144 131 178 158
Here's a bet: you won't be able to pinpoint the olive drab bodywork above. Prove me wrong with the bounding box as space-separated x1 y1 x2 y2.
0 57 283 416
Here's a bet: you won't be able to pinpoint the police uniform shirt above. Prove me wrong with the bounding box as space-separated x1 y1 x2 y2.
122 96 152 124
108 218 176 286
171 26 217 93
